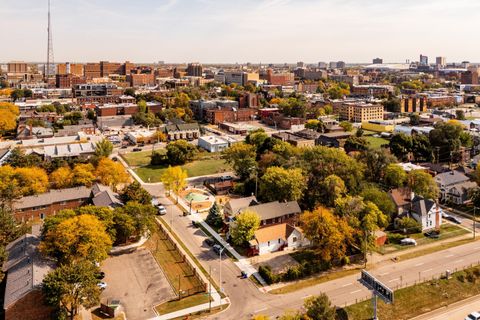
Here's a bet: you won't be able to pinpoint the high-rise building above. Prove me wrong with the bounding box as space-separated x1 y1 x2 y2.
435 57 446 68
297 61 305 68
57 63 84 76
420 54 429 66
186 63 203 77
84 63 101 79
372 58 383 64
318 62 327 69
337 61 346 69
460 70 479 85
7 62 28 73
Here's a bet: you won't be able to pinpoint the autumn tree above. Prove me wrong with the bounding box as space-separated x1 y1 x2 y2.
357 148 397 182
113 202 155 244
222 143 257 180
121 181 152 205
43 260 101 320
151 130 167 143
0 102 19 135
96 158 129 191
304 294 336 320
230 209 260 246
318 174 346 207
259 167 306 202
94 138 114 157
301 207 352 262
72 163 96 187
0 165 22 209
384 163 407 188
14 167 49 195
40 214 112 263
408 169 439 199
50 167 73 189
339 121 353 132
161 166 187 203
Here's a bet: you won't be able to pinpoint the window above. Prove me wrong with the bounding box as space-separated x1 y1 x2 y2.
40 213 45 220
292 237 297 243
267 241 270 246
278 239 281 244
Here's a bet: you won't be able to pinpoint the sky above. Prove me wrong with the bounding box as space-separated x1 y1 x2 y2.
1 0 479 64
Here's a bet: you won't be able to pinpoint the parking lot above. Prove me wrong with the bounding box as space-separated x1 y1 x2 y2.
101 248 175 320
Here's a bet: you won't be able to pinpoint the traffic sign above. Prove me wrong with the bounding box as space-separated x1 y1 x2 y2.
360 270 394 304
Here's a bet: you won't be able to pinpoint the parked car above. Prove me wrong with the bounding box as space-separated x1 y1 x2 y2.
156 205 167 215
204 238 215 246
400 238 417 246
96 272 105 280
466 312 480 320
221 175 234 181
132 148 142 152
442 211 450 219
97 282 107 290
212 244 224 255
424 230 440 239
446 215 462 224
192 220 198 228
112 156 118 162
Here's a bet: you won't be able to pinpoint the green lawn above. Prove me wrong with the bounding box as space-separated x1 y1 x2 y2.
155 293 211 315
120 150 159 167
135 158 232 182
340 265 480 320
364 135 389 149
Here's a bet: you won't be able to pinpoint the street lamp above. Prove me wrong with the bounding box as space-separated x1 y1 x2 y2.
219 247 225 293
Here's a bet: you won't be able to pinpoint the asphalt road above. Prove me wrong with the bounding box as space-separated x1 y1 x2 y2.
412 294 480 320
144 183 480 319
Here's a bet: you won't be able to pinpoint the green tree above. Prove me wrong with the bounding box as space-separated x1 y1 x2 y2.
259 167 306 202
121 181 152 205
166 140 197 165
360 185 396 217
344 136 369 152
206 202 223 228
456 109 466 120
339 121 353 132
301 207 352 262
43 260 101 320
304 293 336 320
230 209 260 246
389 133 412 162
429 121 464 163
410 113 420 125
357 149 397 182
112 212 136 245
318 174 346 207
396 216 422 234
384 164 407 188
94 138 114 157
124 88 135 97
246 129 269 153
114 202 155 244
10 89 24 101
40 214 113 263
222 143 257 180
137 100 147 113
408 169 439 199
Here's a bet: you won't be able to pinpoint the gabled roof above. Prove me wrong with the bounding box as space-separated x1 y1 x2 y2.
411 196 436 217
252 223 299 244
3 234 54 309
388 187 411 208
14 186 91 210
91 183 122 208
246 201 301 221
435 170 470 186
225 196 258 215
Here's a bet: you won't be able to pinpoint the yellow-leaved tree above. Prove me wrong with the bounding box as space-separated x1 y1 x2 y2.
161 166 187 203
14 167 49 195
96 158 129 191
72 163 96 187
40 214 112 263
50 166 74 189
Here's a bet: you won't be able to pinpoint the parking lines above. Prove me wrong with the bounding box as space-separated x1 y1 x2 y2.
350 289 362 294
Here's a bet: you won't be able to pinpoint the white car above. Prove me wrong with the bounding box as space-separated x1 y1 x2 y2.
156 205 167 215
400 238 417 246
97 282 107 290
466 312 480 320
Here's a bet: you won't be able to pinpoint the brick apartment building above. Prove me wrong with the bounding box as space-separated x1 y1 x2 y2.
333 102 384 122
238 93 259 108
57 63 84 76
84 61 134 79
400 96 428 113
13 186 91 221
262 112 306 130
7 62 28 73
351 84 395 97
266 69 295 86
206 108 257 124
73 83 124 104
461 70 479 85
128 73 156 87
55 74 86 88
95 103 139 117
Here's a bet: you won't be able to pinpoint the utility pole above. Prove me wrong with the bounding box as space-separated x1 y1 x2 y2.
364 229 368 268
219 247 224 294
474 206 476 239
209 266 212 311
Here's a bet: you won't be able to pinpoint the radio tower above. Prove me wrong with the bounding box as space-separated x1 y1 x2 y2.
46 0 54 88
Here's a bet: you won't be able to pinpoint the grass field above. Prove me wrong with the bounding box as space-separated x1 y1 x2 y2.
135 158 231 182
155 293 211 315
340 265 480 320
145 231 204 295
364 135 389 149
120 150 157 167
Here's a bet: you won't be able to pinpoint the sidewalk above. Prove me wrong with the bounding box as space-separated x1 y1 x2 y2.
150 297 230 320
175 193 268 286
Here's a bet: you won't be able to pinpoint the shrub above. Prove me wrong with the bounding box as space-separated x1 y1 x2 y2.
457 273 465 283
259 265 278 284
466 270 476 283
283 266 302 281
387 233 406 244
340 256 350 266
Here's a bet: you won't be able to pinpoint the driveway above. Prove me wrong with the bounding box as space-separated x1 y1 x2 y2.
250 250 300 274
101 248 175 320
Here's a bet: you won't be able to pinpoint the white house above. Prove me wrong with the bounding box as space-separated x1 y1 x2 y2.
410 197 442 231
249 223 310 255
434 170 475 204
198 136 229 153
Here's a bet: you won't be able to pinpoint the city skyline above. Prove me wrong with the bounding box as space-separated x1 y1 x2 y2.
1 0 480 63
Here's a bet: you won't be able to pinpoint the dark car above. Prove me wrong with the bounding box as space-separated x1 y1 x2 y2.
112 156 118 161
192 220 198 228
447 216 462 224
132 148 142 152
212 244 224 255
96 272 105 280
204 238 215 246
424 231 440 239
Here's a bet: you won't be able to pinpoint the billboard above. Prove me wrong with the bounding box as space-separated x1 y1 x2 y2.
360 269 394 304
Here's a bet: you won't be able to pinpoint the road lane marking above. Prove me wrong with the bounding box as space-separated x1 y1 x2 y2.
255 307 267 313
445 254 455 258
302 295 312 299
415 262 424 267
342 283 353 287
424 268 433 272
388 278 400 283
379 272 389 276
455 259 464 263
350 289 362 294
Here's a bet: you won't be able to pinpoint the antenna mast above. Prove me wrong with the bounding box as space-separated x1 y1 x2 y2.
46 0 54 89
